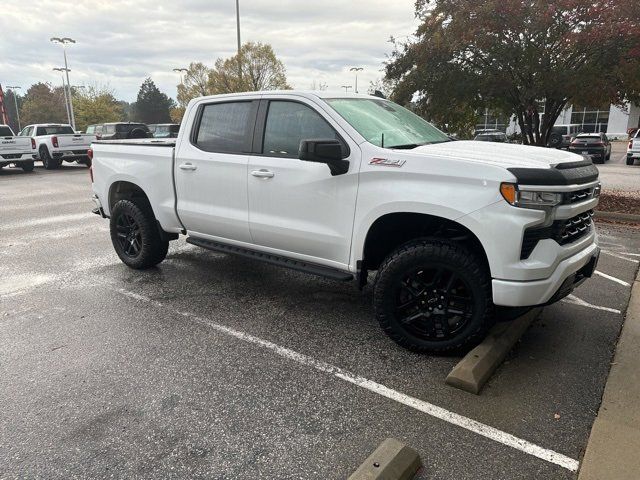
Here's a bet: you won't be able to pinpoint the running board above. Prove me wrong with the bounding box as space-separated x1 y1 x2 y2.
186 237 354 281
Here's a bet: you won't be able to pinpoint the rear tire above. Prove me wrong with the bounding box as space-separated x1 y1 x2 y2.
373 239 493 354
21 161 34 172
628 157 636 166
40 147 60 169
110 199 169 269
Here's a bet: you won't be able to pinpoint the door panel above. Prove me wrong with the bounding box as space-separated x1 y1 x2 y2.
248 100 359 267
175 100 257 243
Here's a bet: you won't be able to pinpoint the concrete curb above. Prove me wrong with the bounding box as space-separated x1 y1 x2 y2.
595 210 640 223
445 308 542 394
348 438 422 480
578 269 640 480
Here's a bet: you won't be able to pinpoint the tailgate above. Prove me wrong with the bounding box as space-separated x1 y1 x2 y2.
0 136 32 154
56 134 96 150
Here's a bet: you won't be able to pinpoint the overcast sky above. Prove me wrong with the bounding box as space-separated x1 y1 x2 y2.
0 0 419 102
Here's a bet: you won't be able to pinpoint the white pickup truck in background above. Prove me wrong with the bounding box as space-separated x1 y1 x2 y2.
19 123 96 169
90 91 601 354
0 124 36 172
628 130 640 165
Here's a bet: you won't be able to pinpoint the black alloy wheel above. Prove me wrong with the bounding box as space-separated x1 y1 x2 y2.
395 267 473 342
115 212 142 258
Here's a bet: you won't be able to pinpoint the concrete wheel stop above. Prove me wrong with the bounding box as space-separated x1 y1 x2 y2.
348 438 423 480
446 307 543 394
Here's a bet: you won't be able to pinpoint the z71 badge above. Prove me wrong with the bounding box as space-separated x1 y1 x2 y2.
369 158 406 167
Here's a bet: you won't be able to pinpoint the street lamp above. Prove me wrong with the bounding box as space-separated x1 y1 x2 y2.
53 67 72 126
173 68 188 84
6 85 21 131
349 67 363 93
341 85 353 94
50 37 76 130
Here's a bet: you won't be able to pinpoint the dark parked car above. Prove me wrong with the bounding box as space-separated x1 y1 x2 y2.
568 132 612 163
99 122 152 140
148 123 180 138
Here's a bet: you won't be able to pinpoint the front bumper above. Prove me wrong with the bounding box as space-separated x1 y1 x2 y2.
492 243 599 307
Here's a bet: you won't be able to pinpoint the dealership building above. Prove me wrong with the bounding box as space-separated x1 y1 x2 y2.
484 102 640 139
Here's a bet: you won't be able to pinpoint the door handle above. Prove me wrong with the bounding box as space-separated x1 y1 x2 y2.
179 163 197 171
251 169 275 178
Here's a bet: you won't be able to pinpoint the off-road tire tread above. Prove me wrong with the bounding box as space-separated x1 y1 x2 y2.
110 199 168 269
373 239 493 354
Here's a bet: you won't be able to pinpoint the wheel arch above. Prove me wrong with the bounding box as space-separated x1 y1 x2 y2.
357 211 490 286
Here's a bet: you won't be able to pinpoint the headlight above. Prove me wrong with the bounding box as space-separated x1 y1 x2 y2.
500 183 563 209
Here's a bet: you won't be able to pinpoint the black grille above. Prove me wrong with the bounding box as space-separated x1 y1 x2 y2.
563 187 593 204
521 210 594 259
72 150 88 155
1 153 22 159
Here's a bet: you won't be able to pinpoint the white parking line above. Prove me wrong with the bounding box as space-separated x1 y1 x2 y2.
594 270 632 287
601 250 640 263
618 252 640 257
562 294 622 314
116 288 580 473
0 212 94 230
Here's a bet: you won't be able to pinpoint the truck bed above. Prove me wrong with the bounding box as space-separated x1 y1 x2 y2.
90 141 182 233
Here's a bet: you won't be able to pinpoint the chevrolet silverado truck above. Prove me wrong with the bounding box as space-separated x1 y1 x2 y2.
20 123 96 169
90 91 601 354
0 124 36 172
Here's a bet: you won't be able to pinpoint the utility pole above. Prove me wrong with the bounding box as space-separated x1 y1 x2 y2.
235 0 242 82
50 37 76 130
349 67 363 93
6 86 21 131
53 68 72 126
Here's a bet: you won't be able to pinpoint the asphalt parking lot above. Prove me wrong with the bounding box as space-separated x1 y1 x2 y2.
1 163 639 479
597 141 640 192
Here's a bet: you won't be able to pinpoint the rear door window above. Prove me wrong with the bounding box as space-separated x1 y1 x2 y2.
195 101 254 154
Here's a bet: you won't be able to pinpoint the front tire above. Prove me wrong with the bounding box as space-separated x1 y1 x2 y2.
373 239 493 354
110 199 169 269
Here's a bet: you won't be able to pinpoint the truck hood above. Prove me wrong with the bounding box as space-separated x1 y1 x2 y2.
411 140 583 169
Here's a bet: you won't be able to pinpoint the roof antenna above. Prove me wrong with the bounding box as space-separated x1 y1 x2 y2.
381 133 384 148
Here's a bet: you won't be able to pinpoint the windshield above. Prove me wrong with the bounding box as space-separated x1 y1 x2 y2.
325 98 450 148
0 126 14 136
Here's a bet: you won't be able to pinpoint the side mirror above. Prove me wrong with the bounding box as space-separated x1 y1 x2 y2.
299 139 349 176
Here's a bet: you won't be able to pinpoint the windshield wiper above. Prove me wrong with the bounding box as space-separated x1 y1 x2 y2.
388 139 453 149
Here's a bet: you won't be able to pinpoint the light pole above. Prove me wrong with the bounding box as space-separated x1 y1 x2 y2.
6 85 21 131
235 0 242 81
50 37 76 130
349 67 363 93
341 85 353 94
53 68 72 126
173 68 188 89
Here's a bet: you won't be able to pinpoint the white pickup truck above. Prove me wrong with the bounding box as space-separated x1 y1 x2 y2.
0 124 36 172
628 130 640 165
90 91 601 353
19 123 96 169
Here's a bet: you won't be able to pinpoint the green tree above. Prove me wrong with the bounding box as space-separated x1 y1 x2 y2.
20 83 68 126
208 42 291 94
386 0 640 145
73 86 123 132
132 78 175 124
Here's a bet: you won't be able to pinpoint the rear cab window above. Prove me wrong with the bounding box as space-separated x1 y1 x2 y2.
0 126 14 136
35 126 74 136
